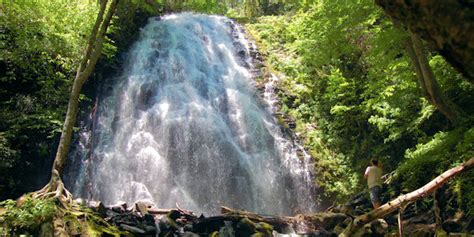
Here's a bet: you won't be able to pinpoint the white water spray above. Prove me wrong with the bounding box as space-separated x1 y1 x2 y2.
66 13 316 215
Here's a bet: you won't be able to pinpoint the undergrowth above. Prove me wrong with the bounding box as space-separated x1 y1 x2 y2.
0 194 124 236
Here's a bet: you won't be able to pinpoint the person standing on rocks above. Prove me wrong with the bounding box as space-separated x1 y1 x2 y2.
364 159 383 208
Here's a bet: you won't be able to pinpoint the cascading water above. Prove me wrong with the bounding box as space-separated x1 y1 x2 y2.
66 13 316 215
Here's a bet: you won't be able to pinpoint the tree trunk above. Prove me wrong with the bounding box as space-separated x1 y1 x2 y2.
405 31 461 124
340 157 474 237
375 0 474 83
50 0 119 186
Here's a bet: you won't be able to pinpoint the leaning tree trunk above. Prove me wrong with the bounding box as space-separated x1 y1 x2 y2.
339 157 474 237
34 0 119 202
405 31 461 124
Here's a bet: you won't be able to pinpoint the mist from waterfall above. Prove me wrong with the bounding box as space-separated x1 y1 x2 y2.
66 13 316 215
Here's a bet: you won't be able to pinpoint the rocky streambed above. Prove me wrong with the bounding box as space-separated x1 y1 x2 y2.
86 200 346 236
81 184 473 237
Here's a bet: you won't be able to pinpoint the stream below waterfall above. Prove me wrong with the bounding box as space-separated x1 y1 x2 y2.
65 13 316 216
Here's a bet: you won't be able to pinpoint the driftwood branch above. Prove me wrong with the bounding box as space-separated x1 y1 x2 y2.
340 157 474 237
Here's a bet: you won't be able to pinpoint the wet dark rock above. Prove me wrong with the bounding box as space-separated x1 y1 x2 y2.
301 213 350 232
309 229 337 237
237 50 246 58
168 210 181 220
384 213 398 226
181 232 199 237
348 191 369 208
158 216 178 233
112 206 125 213
279 224 296 234
370 219 388 236
256 222 273 236
144 213 155 225
465 217 474 233
235 217 257 236
183 223 194 232
144 225 157 234
136 82 158 111
324 213 351 230
352 222 377 237
406 211 435 225
354 206 370 216
250 68 263 78
97 202 108 217
405 223 436 237
120 224 145 234
442 219 463 233
192 216 225 234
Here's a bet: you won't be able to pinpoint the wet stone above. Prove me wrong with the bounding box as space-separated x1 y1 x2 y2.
120 224 145 234
442 219 463 233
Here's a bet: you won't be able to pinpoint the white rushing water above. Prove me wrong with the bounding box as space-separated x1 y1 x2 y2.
66 13 316 215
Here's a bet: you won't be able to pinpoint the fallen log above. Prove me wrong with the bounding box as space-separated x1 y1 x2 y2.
221 206 290 225
220 206 350 234
220 206 294 232
148 208 178 215
340 157 474 237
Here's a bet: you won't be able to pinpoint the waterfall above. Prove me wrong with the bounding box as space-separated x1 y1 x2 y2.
66 13 316 215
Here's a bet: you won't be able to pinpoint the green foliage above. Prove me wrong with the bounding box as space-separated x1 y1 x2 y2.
396 128 474 214
2 1 99 65
181 0 228 14
0 0 103 199
151 0 227 14
0 196 125 235
247 0 473 202
0 133 18 169
0 196 56 231
459 171 474 217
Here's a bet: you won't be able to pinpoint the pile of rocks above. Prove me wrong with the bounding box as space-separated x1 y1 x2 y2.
90 201 158 235
91 201 347 236
88 185 473 236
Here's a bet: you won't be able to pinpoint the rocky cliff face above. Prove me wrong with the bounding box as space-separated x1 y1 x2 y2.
376 0 474 83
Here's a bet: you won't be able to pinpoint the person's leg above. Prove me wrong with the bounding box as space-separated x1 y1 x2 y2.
370 186 382 208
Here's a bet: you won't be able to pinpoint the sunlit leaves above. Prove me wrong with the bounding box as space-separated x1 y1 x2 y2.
0 196 56 230
247 0 471 201
0 0 106 198
2 1 99 65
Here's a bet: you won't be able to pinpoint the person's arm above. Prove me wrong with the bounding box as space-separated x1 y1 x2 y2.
364 167 370 179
